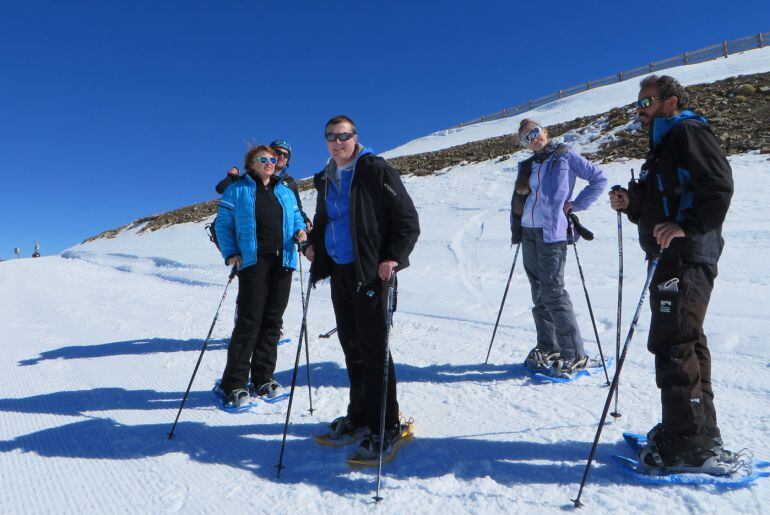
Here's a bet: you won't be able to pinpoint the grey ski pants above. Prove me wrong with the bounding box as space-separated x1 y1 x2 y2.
521 227 585 360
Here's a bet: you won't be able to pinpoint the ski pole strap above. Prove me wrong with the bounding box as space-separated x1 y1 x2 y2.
568 211 594 241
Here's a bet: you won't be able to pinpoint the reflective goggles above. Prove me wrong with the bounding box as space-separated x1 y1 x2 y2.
520 126 543 147
325 132 355 142
635 96 663 109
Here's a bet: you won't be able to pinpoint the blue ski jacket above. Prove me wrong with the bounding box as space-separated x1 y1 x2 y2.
215 174 305 271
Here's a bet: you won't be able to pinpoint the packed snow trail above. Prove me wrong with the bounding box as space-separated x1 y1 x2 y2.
2 151 769 513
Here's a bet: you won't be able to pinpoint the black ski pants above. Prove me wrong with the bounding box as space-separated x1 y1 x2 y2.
330 263 399 434
221 254 292 394
647 259 719 441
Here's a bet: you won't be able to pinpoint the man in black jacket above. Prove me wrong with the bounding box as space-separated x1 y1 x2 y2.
305 115 420 459
610 75 733 470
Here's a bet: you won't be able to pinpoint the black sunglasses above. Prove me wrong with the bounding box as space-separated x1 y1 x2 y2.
325 132 355 142
273 148 290 158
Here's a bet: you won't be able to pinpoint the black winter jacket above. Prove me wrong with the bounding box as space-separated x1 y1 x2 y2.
309 153 420 288
625 116 733 264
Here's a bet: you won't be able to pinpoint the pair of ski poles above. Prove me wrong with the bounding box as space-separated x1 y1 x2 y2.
281 270 399 505
167 245 315 440
484 212 612 389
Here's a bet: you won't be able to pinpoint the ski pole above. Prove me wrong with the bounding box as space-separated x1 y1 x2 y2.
484 243 521 364
374 273 398 503
168 265 237 439
572 252 661 508
610 185 624 419
567 214 610 385
297 247 314 415
275 272 313 478
319 327 338 339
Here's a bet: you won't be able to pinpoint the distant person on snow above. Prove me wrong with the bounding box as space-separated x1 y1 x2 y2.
305 115 420 460
213 145 307 408
511 118 607 376
216 140 311 231
609 75 733 470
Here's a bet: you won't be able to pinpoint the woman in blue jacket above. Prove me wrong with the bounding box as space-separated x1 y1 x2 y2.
511 119 607 376
214 145 307 408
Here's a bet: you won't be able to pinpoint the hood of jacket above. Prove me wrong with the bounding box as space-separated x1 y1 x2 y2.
322 144 374 183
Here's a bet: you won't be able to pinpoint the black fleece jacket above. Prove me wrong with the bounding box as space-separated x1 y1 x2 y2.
309 153 420 288
625 118 733 264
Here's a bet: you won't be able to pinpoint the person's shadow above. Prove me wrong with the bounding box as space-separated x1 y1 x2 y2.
18 338 229 366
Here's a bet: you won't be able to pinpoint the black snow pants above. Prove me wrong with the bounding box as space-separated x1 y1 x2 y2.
647 258 720 442
221 254 292 394
330 262 399 434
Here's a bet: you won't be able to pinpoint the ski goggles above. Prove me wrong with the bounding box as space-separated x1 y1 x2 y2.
325 132 355 142
520 126 543 147
254 156 277 164
635 96 663 109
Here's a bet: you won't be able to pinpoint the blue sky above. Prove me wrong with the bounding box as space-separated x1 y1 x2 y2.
1 0 767 259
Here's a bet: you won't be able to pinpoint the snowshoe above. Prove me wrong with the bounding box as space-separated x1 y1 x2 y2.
347 418 414 467
523 348 559 372
212 382 255 413
314 416 371 447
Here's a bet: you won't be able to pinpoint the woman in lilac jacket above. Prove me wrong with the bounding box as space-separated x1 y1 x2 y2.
510 119 607 376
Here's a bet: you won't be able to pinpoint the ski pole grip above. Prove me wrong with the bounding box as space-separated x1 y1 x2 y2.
568 212 594 241
229 265 238 279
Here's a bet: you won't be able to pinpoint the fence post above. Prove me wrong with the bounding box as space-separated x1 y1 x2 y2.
586 81 591 89
760 33 765 48
559 89 563 99
648 62 654 72
684 51 689 64
722 41 729 57
617 72 623 82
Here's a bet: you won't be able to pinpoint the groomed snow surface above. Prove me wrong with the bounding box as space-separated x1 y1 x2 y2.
2 149 770 513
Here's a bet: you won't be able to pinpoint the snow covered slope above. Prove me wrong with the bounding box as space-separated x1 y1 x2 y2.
2 49 770 513
383 46 770 158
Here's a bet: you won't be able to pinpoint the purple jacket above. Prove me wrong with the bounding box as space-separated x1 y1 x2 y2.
510 144 607 244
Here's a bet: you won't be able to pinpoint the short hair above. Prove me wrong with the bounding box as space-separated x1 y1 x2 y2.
244 145 278 173
325 115 357 134
639 74 688 109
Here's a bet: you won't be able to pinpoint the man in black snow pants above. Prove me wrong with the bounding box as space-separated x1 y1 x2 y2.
305 115 420 460
610 75 733 471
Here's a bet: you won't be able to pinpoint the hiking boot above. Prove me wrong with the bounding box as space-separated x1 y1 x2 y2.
326 416 370 443
225 388 250 408
255 379 283 399
552 355 588 375
524 348 559 370
350 424 404 460
640 427 721 469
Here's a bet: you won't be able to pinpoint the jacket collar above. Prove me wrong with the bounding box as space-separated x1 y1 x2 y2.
322 144 373 182
650 110 707 147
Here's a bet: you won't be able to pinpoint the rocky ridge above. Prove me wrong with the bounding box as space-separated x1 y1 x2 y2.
84 71 770 242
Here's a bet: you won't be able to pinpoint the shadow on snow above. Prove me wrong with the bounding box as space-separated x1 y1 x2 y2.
0 415 646 494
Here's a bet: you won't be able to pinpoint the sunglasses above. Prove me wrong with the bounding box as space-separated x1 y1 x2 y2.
520 126 543 147
273 149 290 158
635 96 663 109
325 132 355 142
255 156 277 165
